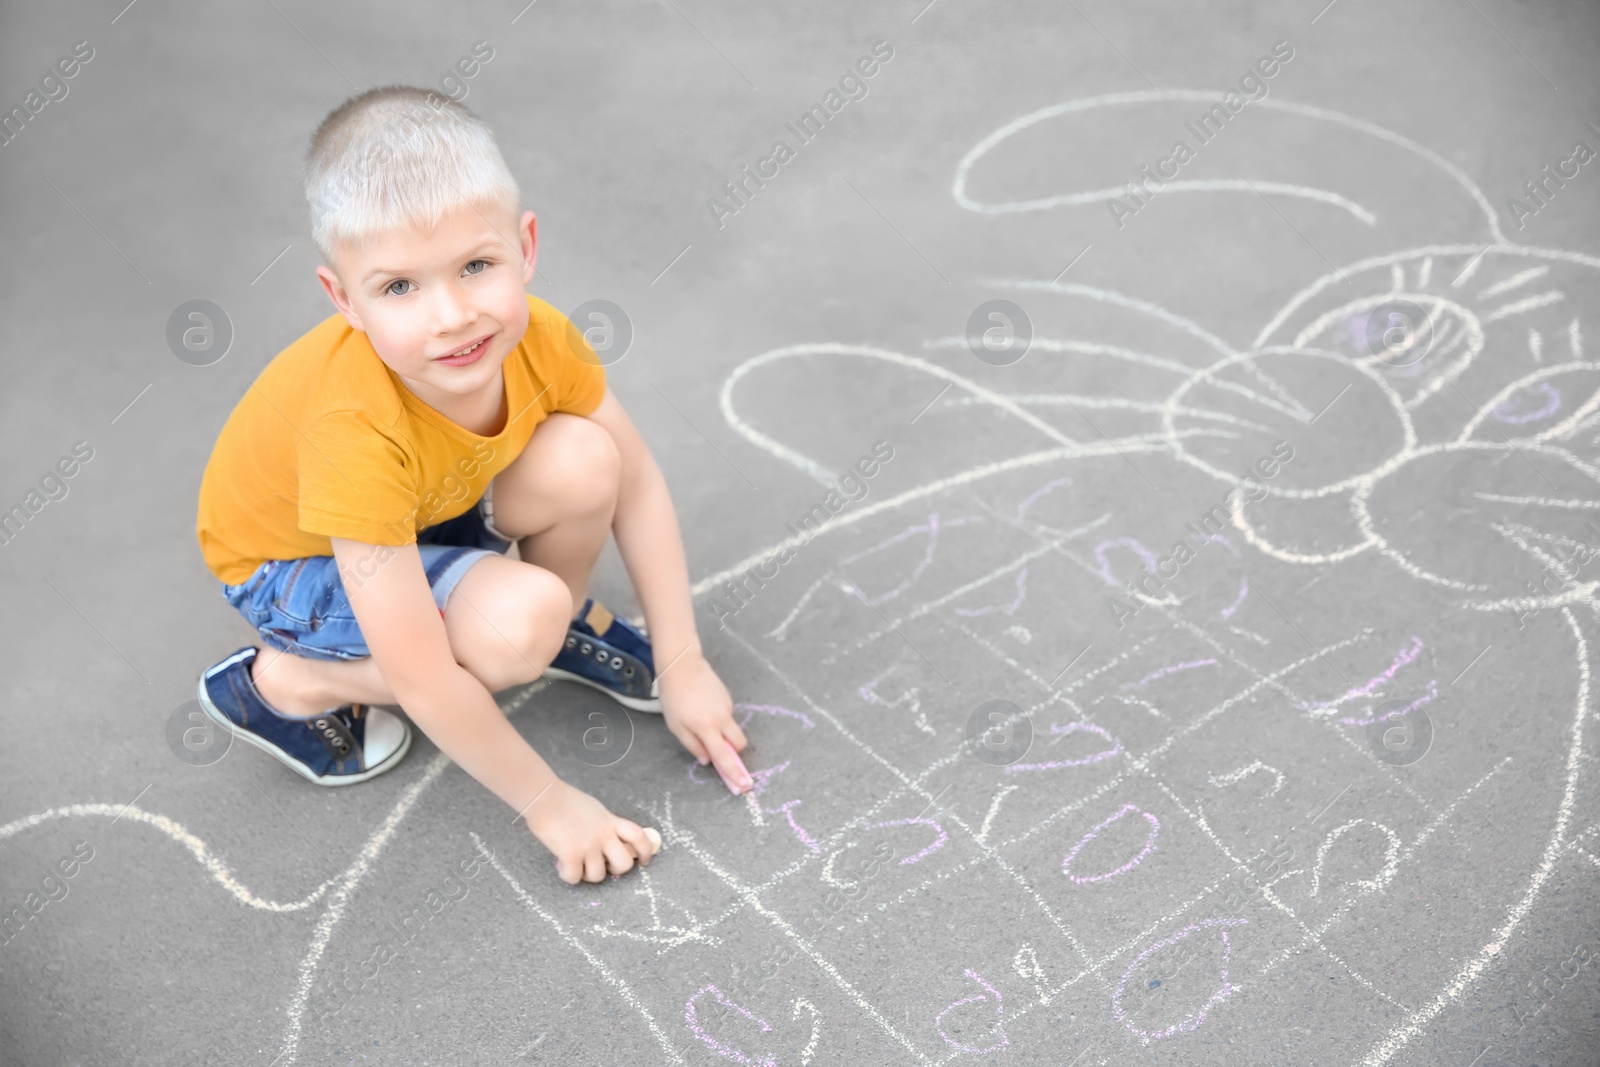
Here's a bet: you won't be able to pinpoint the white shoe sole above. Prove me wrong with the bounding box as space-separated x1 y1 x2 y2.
542 667 663 713
195 668 413 787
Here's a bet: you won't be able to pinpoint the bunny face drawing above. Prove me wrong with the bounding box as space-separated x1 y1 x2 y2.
944 89 1600 622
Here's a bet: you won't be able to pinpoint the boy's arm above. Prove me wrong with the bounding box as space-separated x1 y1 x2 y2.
328 536 654 882
583 390 752 790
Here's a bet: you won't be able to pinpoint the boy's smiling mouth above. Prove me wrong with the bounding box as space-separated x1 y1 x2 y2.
434 332 496 364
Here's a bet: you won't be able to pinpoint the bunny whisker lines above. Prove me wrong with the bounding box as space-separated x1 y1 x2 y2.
1108 40 1297 230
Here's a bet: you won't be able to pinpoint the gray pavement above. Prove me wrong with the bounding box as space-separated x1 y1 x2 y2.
3 1 1600 1064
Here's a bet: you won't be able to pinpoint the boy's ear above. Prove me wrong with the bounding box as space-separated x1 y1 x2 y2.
316 261 367 333
519 209 538 286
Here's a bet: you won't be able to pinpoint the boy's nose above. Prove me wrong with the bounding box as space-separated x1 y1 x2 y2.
432 283 476 332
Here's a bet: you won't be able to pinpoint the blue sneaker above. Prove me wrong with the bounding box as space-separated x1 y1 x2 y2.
197 647 413 786
543 598 661 712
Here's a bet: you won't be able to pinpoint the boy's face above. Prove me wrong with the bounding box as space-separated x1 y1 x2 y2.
316 201 537 411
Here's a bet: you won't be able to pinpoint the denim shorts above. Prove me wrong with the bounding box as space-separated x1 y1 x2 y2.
220 485 516 662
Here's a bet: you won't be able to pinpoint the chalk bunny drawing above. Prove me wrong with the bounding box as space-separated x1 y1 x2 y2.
705 89 1600 1063
6 90 1597 1066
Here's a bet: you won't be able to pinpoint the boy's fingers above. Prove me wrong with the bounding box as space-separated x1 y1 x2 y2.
556 858 581 886
602 838 636 877
616 820 654 862
724 720 749 751
582 851 606 884
706 731 754 794
673 724 710 765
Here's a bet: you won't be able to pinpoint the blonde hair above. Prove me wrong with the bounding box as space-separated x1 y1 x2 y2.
303 85 520 266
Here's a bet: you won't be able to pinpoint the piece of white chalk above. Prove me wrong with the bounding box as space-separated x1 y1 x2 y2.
644 827 662 852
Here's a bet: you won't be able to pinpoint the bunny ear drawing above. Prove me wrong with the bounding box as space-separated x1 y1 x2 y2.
951 89 1506 251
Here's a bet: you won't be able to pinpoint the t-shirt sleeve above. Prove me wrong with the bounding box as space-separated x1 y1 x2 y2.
547 307 609 416
296 409 421 544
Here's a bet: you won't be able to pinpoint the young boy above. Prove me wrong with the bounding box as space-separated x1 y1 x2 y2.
194 85 753 886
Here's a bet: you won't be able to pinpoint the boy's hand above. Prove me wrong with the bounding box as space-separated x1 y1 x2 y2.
524 780 657 884
658 651 752 793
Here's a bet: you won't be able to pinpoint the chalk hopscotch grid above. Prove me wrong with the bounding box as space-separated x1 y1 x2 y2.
545 484 1478 1063
632 463 1584 1065
632 559 1456 1060
710 507 1437 1037
616 247 1600 1059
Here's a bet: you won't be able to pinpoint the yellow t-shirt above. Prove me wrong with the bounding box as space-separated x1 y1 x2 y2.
196 294 606 586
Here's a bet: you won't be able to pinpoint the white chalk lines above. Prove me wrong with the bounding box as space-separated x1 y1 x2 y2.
7 93 1594 1067
616 502 1490 1064
0 679 548 1066
474 833 689 1066
0 802 337 913
671 94 1600 1064
683 245 1599 1060
948 90 1499 239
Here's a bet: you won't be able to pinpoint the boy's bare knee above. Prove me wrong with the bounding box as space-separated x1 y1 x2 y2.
488 416 621 538
452 564 571 689
545 415 621 515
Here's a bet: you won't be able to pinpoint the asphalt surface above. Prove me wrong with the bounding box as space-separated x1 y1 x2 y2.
3 1 1600 1065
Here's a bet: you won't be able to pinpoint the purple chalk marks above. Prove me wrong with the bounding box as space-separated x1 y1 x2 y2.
710 759 792 809
1491 381 1561 424
767 799 822 854
1014 476 1073 524
1297 635 1425 713
1111 918 1249 1040
734 702 817 731
1004 720 1122 773
730 753 818 851
935 968 1010 1055
684 983 776 1066
768 513 983 644
1336 678 1438 726
1219 576 1249 619
1120 658 1218 692
1093 536 1161 588
1093 535 1182 606
1061 802 1161 884
839 512 984 607
863 816 949 865
953 565 1030 617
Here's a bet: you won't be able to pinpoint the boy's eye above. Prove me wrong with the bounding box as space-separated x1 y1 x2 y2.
464 259 489 276
385 279 414 297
